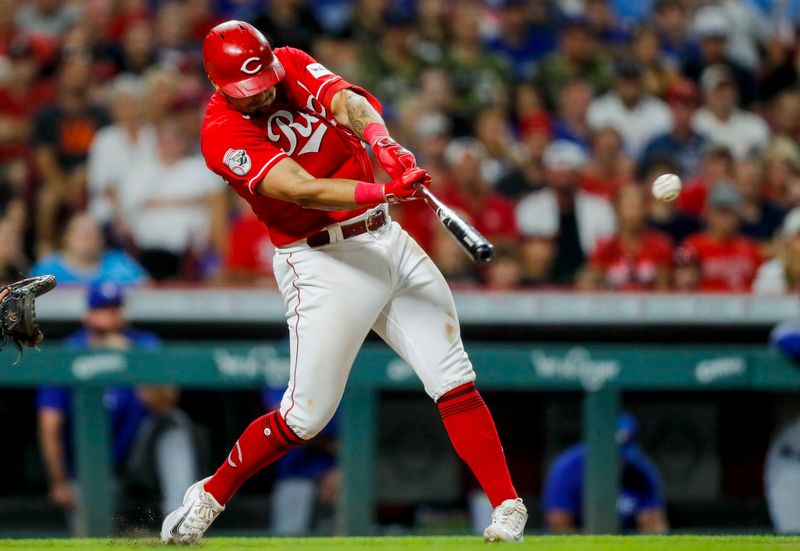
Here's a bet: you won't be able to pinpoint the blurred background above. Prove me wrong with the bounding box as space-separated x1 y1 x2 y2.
5 0 800 539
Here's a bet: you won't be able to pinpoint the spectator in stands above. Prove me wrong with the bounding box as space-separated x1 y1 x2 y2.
110 19 157 75
631 24 673 98
643 158 702 245
32 57 108 256
0 218 27 283
713 0 772 74
552 79 594 150
653 0 694 68
37 282 198 528
580 126 633 200
759 35 797 103
682 184 762 292
584 0 630 57
485 0 554 81
483 246 524 290
769 90 800 143
154 1 193 69
442 2 509 118
516 140 615 285
472 106 524 185
543 413 668 533
262 387 338 535
640 78 705 181
117 119 226 281
497 114 550 200
682 6 756 107
587 59 673 159
87 75 157 239
534 17 613 109
440 138 517 246
17 0 80 41
581 184 673 291
762 138 800 208
752 213 800 294
359 11 422 112
734 154 786 255
30 211 146 285
0 36 53 166
691 64 769 161
678 143 736 217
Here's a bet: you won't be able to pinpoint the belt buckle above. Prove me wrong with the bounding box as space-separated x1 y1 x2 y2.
365 208 384 235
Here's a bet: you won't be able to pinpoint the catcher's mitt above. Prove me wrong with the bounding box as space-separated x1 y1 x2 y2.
0 275 57 357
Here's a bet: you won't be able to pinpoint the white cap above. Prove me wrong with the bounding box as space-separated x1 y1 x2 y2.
543 140 588 170
693 6 729 39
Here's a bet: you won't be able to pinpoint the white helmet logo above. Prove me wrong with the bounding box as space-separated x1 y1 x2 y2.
240 57 263 75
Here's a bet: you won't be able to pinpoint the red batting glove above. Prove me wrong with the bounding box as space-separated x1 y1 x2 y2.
383 167 429 204
364 123 416 179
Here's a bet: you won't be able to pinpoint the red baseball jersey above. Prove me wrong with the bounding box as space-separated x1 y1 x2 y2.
589 230 674 290
682 232 762 292
201 47 381 246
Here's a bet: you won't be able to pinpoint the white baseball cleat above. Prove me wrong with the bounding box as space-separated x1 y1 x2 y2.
483 498 528 543
161 477 224 544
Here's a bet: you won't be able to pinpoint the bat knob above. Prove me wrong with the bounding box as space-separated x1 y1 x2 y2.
475 243 495 264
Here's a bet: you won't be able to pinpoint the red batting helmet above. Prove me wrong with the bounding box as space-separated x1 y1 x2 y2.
202 20 285 99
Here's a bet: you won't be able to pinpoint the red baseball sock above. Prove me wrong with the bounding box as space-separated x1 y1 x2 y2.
204 411 302 505
438 383 518 508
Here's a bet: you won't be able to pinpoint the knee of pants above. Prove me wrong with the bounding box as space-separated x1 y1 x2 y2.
281 403 336 441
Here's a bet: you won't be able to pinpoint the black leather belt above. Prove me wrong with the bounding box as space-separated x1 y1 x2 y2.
306 210 387 248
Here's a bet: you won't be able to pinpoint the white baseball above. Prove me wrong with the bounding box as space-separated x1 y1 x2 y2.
651 173 682 202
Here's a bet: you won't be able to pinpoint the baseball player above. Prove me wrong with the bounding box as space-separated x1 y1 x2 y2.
161 21 526 543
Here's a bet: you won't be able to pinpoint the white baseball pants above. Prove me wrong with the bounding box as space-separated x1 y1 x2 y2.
272 209 476 439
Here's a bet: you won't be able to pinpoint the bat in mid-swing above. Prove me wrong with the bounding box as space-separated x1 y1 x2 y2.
417 186 495 264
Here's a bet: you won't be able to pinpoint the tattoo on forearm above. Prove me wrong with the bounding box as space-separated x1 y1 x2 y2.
345 92 379 140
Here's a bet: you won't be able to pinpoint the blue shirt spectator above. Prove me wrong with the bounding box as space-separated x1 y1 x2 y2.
32 250 147 286
30 212 146 286
542 414 668 533
37 282 161 469
36 282 170 516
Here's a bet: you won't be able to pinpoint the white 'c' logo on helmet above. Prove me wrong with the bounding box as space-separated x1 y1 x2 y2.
240 57 263 75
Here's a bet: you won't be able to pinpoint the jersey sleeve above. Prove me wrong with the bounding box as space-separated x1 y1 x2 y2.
36 386 70 413
278 47 382 116
203 119 288 195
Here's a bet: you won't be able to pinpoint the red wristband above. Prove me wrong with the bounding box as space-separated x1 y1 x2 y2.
354 181 385 205
363 123 390 147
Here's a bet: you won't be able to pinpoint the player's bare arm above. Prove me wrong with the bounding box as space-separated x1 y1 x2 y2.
254 157 428 210
330 88 384 140
332 89 419 181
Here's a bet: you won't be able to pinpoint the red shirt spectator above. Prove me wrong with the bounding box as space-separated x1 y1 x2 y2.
590 231 673 290
682 232 761 291
440 138 518 243
682 184 762 292
440 184 518 241
677 143 734 216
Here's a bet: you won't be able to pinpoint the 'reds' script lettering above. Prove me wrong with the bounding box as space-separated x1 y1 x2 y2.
267 110 328 157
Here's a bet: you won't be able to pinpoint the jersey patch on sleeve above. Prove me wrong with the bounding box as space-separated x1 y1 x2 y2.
306 63 333 79
224 148 252 176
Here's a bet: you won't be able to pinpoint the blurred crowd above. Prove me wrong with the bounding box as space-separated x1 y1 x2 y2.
3 0 800 292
